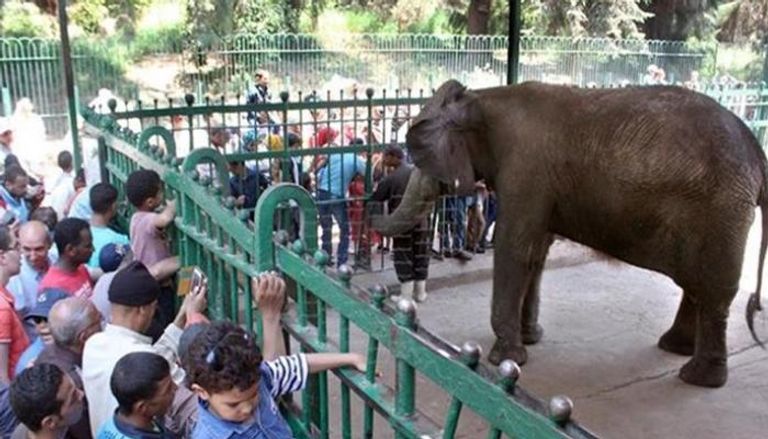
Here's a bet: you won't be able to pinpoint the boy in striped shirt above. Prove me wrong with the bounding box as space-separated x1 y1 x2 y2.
182 274 366 439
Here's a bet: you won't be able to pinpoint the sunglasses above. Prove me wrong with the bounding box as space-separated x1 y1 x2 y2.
205 331 251 371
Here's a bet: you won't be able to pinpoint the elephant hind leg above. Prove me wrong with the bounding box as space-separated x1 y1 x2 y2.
678 289 735 388
658 292 697 356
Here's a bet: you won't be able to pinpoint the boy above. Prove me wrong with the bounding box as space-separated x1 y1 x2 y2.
125 170 175 268
97 352 177 439
9 363 84 439
88 183 129 268
125 170 176 330
182 274 366 439
37 218 94 299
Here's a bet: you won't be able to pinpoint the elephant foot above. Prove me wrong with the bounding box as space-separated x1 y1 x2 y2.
657 330 694 356
522 324 544 345
488 340 527 366
678 357 728 388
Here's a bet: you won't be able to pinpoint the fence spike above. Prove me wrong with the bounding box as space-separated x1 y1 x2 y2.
337 264 352 287
459 341 482 369
497 360 520 390
313 249 330 267
185 94 195 107
291 239 305 256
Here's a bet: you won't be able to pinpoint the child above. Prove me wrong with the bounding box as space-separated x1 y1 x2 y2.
183 320 366 439
125 170 175 268
125 170 176 333
97 352 177 439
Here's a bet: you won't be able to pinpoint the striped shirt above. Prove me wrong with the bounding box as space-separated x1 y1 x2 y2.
264 354 309 399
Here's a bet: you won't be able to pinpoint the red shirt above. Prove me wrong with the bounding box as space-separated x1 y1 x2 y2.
38 265 93 299
0 286 29 378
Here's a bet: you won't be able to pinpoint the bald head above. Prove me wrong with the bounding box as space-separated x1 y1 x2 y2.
49 297 102 352
18 220 51 270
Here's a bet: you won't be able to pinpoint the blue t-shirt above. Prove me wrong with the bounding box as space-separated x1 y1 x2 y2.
88 225 130 268
316 153 366 198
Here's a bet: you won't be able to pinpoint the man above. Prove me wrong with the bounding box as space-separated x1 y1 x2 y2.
0 226 29 384
87 183 128 269
45 152 75 220
0 166 30 223
8 221 54 340
228 161 270 211
246 69 274 133
82 261 206 436
316 149 366 267
14 290 69 376
370 146 431 301
9 363 84 439
38 219 95 299
36 297 102 439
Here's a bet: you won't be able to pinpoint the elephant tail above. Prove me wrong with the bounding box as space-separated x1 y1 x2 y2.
747 180 768 349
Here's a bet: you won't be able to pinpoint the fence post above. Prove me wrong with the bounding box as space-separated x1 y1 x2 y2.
1 88 10 117
57 0 82 169
394 299 417 439
507 0 522 85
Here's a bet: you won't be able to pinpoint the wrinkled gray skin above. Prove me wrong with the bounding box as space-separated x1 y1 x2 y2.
373 80 768 388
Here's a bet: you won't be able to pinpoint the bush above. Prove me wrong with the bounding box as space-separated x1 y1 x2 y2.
69 0 110 35
0 0 58 38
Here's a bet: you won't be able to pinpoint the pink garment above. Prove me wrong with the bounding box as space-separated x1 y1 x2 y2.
130 211 171 267
38 265 93 299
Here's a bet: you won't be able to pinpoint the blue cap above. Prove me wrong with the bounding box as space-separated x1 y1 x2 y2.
99 243 131 273
27 289 69 320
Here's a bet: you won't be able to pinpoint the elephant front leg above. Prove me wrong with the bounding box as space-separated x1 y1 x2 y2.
488 239 550 366
658 292 697 356
678 300 731 388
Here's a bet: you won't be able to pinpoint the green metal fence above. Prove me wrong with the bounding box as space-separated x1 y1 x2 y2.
2 33 717 137
82 105 598 439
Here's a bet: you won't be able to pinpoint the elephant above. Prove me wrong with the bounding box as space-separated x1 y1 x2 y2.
372 80 768 388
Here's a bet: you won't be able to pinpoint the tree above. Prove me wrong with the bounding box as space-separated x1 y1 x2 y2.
641 0 719 40
467 0 492 34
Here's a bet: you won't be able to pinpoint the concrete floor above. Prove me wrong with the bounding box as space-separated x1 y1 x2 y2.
348 225 768 438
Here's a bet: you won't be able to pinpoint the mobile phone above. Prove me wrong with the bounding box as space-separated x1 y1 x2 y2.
191 267 205 290
177 266 206 296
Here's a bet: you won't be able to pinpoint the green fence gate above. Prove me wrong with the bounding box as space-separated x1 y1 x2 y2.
82 104 598 438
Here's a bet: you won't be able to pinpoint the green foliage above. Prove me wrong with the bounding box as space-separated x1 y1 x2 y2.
0 0 57 38
69 0 110 35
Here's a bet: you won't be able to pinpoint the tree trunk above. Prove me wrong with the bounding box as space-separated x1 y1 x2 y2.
467 0 493 35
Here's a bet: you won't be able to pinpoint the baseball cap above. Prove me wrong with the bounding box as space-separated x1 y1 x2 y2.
108 261 160 306
99 243 132 273
27 289 70 320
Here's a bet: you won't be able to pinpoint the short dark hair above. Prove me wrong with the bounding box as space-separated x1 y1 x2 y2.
57 151 73 171
29 207 58 231
53 218 90 255
125 170 161 208
111 352 170 416
0 226 13 251
287 132 301 147
89 183 119 214
182 321 262 394
384 145 404 161
74 168 86 185
4 165 27 184
10 364 65 432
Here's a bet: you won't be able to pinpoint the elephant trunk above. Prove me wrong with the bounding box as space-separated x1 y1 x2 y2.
372 167 440 236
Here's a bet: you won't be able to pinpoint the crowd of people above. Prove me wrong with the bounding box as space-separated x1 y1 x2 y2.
0 102 378 438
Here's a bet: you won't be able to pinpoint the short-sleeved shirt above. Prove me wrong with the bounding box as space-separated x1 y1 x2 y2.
192 354 309 439
316 153 366 198
89 225 130 268
130 212 171 267
0 287 30 379
38 265 93 299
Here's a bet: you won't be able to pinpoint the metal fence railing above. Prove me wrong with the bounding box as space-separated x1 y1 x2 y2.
1 34 728 138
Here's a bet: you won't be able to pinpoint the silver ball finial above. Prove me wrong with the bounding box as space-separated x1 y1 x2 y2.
498 360 521 383
396 298 417 318
337 264 352 282
460 341 482 368
548 395 573 425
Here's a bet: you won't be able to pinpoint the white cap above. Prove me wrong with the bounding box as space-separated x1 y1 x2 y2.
0 117 10 134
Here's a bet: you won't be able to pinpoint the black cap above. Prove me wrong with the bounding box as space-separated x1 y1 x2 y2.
108 261 160 306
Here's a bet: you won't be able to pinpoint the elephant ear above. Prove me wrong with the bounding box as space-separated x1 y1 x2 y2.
406 80 479 195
